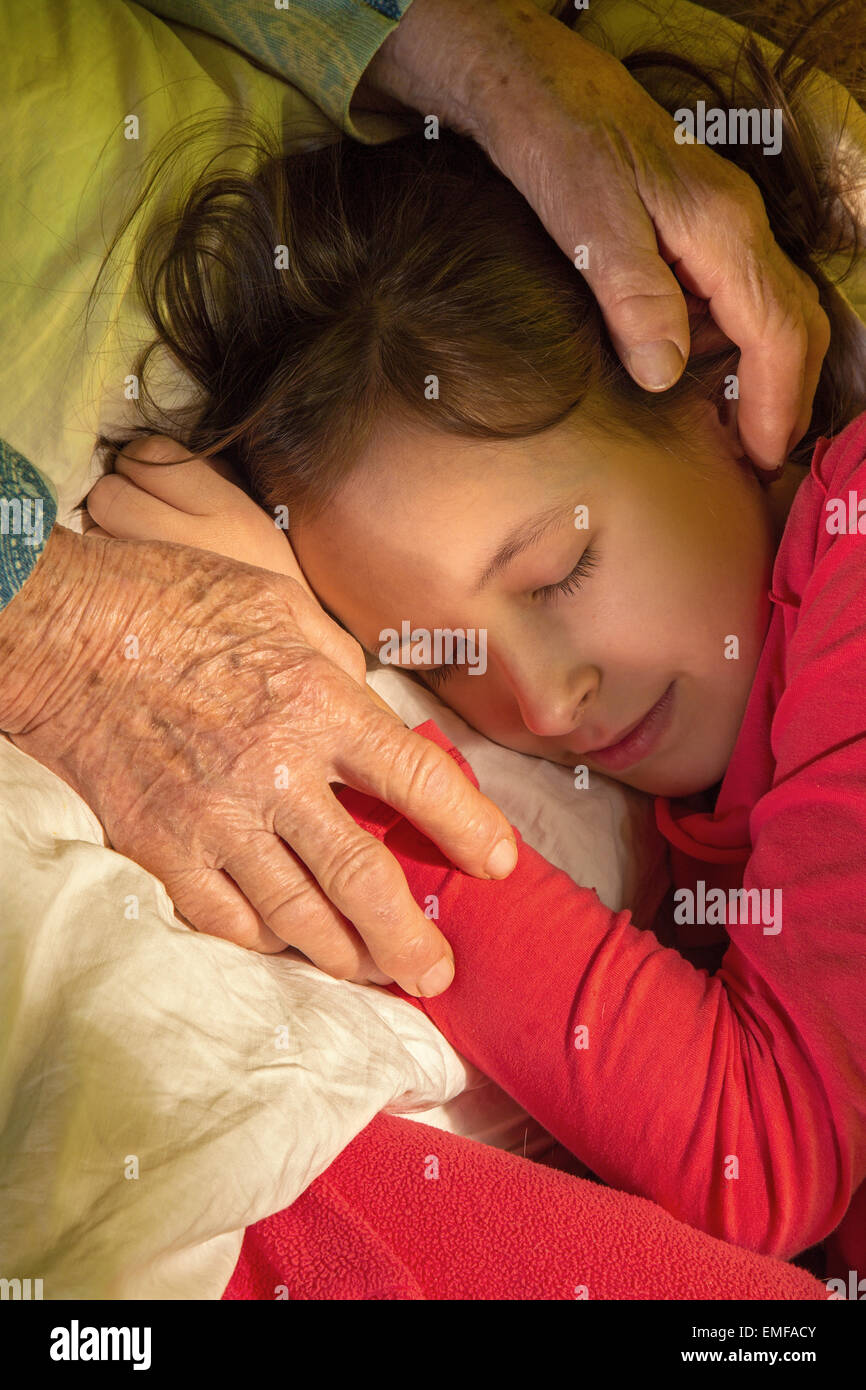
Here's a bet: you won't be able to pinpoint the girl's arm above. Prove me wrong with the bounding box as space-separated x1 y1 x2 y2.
354 690 864 1262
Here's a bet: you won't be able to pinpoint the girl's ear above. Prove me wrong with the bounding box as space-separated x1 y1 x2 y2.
685 391 747 473
682 295 747 460
716 390 742 454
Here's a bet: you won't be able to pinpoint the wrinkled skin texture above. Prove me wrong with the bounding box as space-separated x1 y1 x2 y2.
362 0 830 468
0 469 517 995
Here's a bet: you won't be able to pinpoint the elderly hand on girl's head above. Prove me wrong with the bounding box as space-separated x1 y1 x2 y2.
362 0 831 474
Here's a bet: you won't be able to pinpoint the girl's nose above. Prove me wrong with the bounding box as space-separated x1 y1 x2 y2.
511 660 600 740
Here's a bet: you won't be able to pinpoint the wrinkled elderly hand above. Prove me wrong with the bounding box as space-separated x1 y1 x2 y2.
0 468 517 995
361 0 830 471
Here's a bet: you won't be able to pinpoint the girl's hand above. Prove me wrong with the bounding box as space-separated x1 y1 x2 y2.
85 435 313 592
86 434 401 722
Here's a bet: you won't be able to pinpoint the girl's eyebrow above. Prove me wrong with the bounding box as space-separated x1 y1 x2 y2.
473 504 574 594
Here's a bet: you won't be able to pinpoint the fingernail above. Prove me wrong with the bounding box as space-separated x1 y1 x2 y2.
625 340 684 391
485 837 518 878
762 462 786 482
416 955 455 998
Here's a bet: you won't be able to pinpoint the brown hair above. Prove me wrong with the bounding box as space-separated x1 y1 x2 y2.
91 0 866 524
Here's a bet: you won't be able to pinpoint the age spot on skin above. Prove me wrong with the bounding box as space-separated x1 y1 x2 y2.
150 710 178 741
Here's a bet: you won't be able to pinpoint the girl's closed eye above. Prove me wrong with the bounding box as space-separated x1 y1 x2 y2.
422 544 599 689
531 543 598 603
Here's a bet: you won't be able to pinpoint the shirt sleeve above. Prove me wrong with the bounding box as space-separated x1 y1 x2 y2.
131 0 563 141
0 442 58 610
337 624 866 1262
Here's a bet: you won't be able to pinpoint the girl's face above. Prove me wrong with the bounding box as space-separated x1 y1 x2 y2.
292 401 782 797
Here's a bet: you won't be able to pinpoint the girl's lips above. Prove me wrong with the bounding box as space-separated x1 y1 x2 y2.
581 682 676 772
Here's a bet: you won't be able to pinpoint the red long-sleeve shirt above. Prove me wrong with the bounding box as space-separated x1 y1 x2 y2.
338 411 866 1272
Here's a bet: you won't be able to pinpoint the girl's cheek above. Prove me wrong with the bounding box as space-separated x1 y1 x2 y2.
445 674 510 732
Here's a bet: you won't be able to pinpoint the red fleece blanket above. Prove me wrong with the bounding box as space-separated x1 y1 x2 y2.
222 1113 828 1300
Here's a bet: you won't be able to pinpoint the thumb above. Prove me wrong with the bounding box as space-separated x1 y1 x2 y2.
577 194 690 391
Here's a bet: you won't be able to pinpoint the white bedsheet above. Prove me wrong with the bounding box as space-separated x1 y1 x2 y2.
0 666 668 1299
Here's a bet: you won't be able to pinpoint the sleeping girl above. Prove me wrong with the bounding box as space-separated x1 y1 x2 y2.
84 14 866 1273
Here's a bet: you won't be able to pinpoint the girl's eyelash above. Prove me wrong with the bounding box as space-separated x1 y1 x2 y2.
532 544 598 602
422 545 599 689
421 664 456 690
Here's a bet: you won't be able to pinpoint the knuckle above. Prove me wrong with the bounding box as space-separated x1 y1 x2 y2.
792 264 822 308
287 917 363 979
85 476 109 519
324 836 400 914
704 182 766 247
401 740 458 807
776 309 810 348
380 927 440 975
594 263 687 339
342 642 369 689
85 473 124 529
254 885 363 977
735 178 767 227
194 910 270 953
252 872 320 925
598 251 672 304
294 648 337 687
276 651 341 723
351 657 371 690
117 434 190 467
720 167 767 224
317 948 367 982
